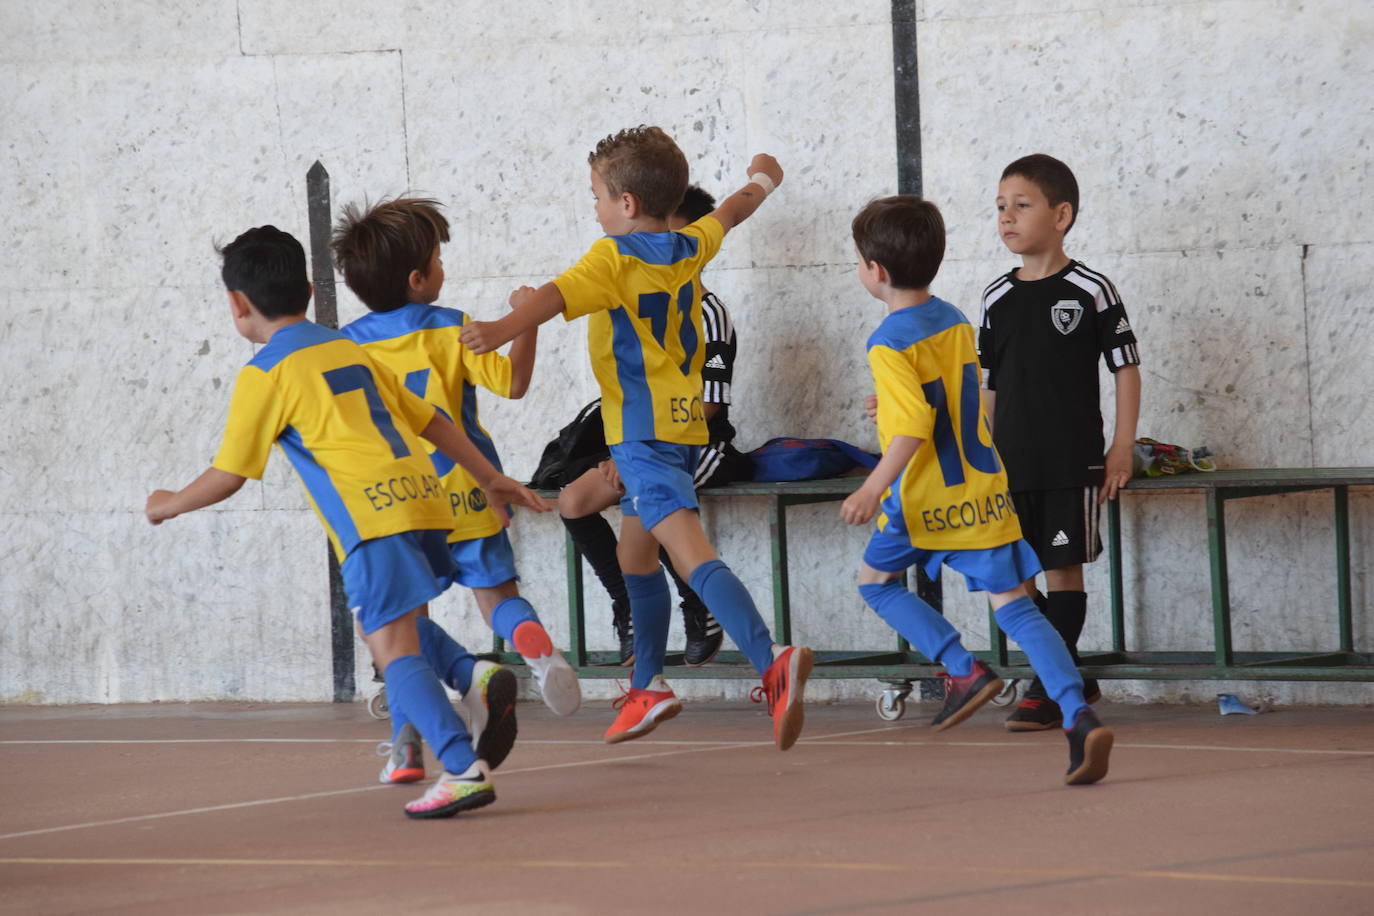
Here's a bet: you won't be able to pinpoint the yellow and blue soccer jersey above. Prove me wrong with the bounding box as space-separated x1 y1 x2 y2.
341 303 510 544
553 216 725 446
868 297 1021 551
212 320 450 560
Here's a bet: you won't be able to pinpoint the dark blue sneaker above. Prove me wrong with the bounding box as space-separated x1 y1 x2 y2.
1064 707 1114 785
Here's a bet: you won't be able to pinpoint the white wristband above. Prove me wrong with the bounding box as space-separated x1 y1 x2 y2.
748 172 776 196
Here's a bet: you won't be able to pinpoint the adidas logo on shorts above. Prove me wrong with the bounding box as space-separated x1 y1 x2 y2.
1051 530 1070 547
1115 317 1131 334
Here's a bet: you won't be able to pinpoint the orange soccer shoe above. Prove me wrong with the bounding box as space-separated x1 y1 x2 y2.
603 678 682 744
754 645 814 750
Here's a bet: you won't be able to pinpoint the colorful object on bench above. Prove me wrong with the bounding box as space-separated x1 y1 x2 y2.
1133 437 1217 477
1217 693 1270 716
747 437 879 482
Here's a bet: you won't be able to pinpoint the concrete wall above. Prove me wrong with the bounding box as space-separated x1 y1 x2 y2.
3 0 1371 705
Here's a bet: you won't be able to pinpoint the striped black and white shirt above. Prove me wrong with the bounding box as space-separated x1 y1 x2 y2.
977 260 1140 491
694 291 739 486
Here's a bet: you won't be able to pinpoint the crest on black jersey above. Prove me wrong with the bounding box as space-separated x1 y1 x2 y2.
1050 299 1083 335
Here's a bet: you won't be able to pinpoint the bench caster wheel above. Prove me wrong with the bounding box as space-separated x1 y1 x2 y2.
367 687 390 720
991 678 1020 708
876 692 907 721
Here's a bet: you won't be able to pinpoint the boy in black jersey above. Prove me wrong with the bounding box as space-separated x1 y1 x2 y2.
977 154 1142 731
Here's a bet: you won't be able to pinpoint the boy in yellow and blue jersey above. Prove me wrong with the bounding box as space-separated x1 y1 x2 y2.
145 226 550 817
841 196 1113 785
332 199 581 780
461 126 813 751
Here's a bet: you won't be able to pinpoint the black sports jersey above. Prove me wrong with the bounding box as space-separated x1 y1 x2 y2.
977 260 1140 491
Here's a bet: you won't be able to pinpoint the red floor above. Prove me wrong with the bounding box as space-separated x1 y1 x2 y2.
2 698 1372 915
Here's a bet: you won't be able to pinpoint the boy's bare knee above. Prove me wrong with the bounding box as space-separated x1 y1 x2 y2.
857 563 898 587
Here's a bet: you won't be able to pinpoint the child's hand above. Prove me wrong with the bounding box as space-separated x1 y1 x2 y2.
145 490 177 525
485 474 551 513
597 459 624 493
491 502 511 528
839 487 881 526
863 394 878 421
747 153 784 188
460 320 500 354
508 285 536 309
1101 442 1133 502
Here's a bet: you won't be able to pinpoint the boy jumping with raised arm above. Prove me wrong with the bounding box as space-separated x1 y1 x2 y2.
332 197 581 747
979 154 1141 731
461 126 812 750
843 196 1112 784
146 226 549 817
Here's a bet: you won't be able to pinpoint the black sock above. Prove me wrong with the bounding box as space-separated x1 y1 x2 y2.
561 513 629 605
1044 590 1088 666
659 546 706 615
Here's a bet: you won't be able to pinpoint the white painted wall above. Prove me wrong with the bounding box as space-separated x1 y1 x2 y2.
3 0 1371 706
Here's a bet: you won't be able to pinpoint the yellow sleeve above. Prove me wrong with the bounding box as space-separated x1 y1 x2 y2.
554 238 622 321
459 315 513 398
370 353 438 434
212 366 284 480
684 215 725 267
869 345 934 442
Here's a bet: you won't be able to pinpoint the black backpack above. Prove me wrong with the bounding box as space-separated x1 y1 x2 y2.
527 399 609 489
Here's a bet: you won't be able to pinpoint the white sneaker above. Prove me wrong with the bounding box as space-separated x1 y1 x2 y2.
403 760 495 819
376 722 425 784
459 661 518 769
526 651 582 716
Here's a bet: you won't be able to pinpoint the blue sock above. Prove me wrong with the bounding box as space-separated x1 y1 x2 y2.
994 596 1085 727
490 595 539 644
688 559 773 674
626 570 671 689
416 615 479 695
859 581 974 677
383 654 477 775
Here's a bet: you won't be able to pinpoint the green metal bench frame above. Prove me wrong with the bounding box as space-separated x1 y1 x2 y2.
495 469 1373 686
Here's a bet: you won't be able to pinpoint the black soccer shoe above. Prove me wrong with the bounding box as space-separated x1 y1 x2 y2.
682 602 723 666
1064 707 1114 785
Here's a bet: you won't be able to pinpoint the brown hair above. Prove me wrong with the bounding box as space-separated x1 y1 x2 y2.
330 197 450 311
851 195 946 290
1001 153 1080 232
588 126 688 220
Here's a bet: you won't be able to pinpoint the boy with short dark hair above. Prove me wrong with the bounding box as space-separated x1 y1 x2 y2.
557 184 748 667
146 225 549 817
843 195 1112 785
332 197 581 745
978 154 1141 730
461 126 813 750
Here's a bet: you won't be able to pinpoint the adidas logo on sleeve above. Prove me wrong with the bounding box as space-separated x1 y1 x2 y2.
705 355 727 370
1115 317 1131 334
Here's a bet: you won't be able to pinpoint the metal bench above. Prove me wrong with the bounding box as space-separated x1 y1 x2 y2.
488 468 1373 722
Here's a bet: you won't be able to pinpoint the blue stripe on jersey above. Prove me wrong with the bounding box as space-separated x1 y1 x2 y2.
609 307 657 440
279 424 361 548
611 231 701 266
402 369 457 477
342 303 467 344
459 380 503 472
676 279 698 374
865 297 967 352
250 321 341 372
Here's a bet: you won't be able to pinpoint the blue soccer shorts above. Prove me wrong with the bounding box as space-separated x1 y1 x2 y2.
447 529 520 589
863 529 1043 595
608 440 701 532
342 529 459 635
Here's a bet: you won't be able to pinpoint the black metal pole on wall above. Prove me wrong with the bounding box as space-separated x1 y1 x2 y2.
892 0 922 199
891 1 943 622
306 160 356 703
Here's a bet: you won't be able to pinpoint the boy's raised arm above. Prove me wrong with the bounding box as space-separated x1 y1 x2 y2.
461 282 565 355
709 154 784 233
146 467 247 524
